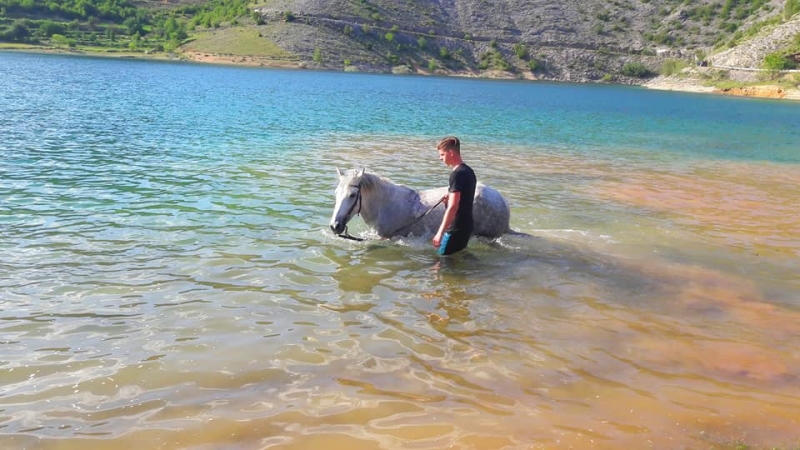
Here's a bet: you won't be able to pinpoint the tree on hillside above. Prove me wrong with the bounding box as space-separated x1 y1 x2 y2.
123 16 144 35
158 15 186 41
4 20 31 41
128 31 139 50
37 20 65 37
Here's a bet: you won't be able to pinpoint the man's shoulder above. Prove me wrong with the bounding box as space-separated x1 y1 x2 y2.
458 163 476 180
455 163 474 173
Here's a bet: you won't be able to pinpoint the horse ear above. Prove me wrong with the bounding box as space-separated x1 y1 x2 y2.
336 167 343 177
358 167 366 177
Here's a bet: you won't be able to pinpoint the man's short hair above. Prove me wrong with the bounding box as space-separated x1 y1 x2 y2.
437 136 461 154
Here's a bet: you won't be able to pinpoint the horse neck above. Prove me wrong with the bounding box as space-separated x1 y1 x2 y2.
359 176 419 235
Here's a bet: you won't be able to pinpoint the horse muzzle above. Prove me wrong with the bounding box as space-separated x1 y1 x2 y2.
330 221 346 235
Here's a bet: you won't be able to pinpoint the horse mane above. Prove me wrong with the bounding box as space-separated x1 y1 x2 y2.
348 170 396 194
345 169 421 208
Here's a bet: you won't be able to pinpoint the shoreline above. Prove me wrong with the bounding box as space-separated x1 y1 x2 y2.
645 74 800 101
180 50 303 69
3 45 799 101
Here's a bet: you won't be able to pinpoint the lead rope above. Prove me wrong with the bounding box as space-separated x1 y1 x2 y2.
339 225 365 241
337 192 446 242
385 196 446 238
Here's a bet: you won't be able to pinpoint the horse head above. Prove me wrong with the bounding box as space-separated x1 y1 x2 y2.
330 167 366 235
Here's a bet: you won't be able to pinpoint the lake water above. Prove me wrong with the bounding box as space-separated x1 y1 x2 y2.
1 51 799 450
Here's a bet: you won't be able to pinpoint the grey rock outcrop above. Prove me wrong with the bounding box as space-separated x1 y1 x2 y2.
710 16 800 69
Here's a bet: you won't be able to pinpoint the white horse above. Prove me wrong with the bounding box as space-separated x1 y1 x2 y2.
329 168 517 240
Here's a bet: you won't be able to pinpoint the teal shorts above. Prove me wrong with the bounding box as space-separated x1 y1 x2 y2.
437 231 470 256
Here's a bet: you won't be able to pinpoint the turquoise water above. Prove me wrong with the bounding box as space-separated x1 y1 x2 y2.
4 53 799 162
1 51 800 450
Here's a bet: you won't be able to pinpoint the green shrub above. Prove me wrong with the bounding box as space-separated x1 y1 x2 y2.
428 59 436 71
786 0 800 19
514 43 529 59
385 32 394 42
3 20 31 41
313 47 322 64
721 21 739 33
124 17 144 35
647 31 674 45
417 36 426 49
695 49 707 61
38 20 65 37
763 52 796 70
50 33 70 47
163 39 180 53
479 49 511 71
621 61 653 77
439 46 449 59
252 11 265 25
661 58 689 75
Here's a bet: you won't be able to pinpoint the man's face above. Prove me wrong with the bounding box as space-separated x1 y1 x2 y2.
438 147 453 166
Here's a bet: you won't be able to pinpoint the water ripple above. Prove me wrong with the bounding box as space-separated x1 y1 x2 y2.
1 52 800 449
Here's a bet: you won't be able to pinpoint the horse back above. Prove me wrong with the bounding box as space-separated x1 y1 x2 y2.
417 183 510 238
473 184 511 238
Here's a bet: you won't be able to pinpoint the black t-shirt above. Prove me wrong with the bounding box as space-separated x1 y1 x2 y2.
448 163 476 234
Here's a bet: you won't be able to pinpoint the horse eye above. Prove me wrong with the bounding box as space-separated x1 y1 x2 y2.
348 193 356 199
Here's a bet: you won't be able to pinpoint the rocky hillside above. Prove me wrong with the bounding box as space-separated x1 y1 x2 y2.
2 0 799 86
235 0 798 83
710 15 800 68
643 13 800 99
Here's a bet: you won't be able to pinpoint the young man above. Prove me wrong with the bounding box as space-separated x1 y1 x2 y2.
432 136 477 256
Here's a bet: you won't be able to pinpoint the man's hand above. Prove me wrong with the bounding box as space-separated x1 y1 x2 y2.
434 191 459 249
432 231 443 248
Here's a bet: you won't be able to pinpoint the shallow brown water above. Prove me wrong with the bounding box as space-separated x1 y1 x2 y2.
2 138 799 450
